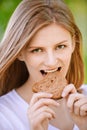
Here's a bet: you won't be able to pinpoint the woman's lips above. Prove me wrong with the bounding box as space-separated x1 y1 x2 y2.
40 67 62 75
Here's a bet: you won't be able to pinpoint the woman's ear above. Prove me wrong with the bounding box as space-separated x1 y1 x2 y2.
17 52 24 61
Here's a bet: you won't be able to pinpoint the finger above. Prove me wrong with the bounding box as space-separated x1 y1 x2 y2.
28 112 50 128
80 104 87 116
31 98 59 111
28 105 56 121
74 96 87 115
67 93 84 113
30 92 53 106
34 106 56 119
35 112 52 123
62 84 77 97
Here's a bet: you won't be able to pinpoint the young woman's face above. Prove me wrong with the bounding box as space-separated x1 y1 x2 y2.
21 24 74 83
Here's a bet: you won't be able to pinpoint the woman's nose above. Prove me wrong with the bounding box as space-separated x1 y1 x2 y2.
44 52 58 67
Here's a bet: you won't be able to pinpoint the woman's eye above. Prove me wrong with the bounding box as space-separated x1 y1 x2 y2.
31 48 42 53
56 45 66 49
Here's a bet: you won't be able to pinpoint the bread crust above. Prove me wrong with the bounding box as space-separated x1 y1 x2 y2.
32 71 67 99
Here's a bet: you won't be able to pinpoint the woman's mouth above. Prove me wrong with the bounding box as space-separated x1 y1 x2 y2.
40 67 61 76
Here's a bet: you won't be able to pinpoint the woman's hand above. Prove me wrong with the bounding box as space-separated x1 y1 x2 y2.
27 92 59 130
62 84 87 130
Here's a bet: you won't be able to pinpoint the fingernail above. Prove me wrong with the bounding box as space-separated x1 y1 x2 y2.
55 101 60 107
62 92 66 97
57 103 60 106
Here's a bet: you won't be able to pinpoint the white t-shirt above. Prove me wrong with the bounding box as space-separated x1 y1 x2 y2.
0 84 87 130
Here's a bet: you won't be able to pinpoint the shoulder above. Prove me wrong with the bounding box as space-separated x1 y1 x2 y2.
0 90 15 106
0 90 15 129
0 90 27 129
80 84 87 95
0 90 16 118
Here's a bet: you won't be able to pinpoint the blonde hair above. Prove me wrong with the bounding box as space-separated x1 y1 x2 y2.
0 0 84 95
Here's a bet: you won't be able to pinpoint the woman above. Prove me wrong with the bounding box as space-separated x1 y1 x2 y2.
0 0 87 130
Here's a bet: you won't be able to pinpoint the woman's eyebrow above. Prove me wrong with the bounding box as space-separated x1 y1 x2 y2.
54 40 68 45
28 46 43 49
28 40 68 48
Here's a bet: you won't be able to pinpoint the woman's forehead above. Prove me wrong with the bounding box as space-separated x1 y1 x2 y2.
28 23 72 46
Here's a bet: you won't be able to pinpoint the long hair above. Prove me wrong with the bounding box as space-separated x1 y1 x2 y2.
0 0 84 95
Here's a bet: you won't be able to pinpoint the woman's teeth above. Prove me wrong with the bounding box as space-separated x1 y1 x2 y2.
45 68 58 73
40 67 61 75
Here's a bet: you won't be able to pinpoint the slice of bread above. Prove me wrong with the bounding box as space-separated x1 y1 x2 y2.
32 71 67 99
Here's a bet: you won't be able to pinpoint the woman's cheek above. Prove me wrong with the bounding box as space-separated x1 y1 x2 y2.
62 55 72 77
26 54 44 67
